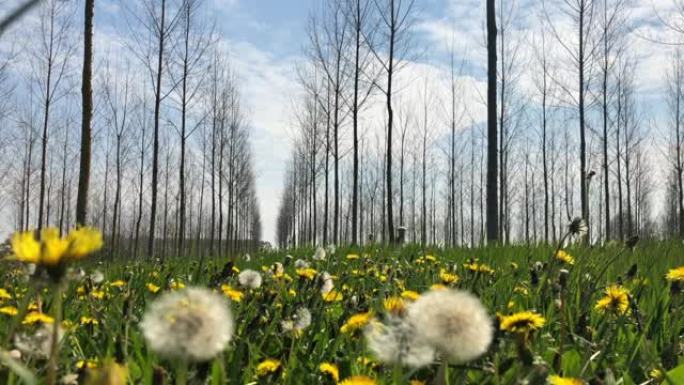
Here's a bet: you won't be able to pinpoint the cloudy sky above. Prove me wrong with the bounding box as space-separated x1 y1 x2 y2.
2 0 679 243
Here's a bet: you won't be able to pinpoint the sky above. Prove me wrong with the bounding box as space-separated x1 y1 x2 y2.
1 0 680 244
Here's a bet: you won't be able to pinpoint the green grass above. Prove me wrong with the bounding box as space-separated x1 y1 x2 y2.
1 241 684 384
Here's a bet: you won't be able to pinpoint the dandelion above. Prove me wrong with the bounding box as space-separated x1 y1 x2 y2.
140 287 233 362
319 362 339 382
0 288 12 300
322 290 343 302
221 285 244 302
365 317 435 368
22 311 55 325
463 262 495 274
406 289 493 364
568 217 588 237
320 272 335 294
548 375 585 385
555 250 575 265
238 269 262 289
146 283 160 294
83 361 127 385
0 306 18 316
649 368 664 382
255 358 281 377
595 285 630 315
313 247 327 261
339 375 376 385
499 311 545 334
109 280 126 288
341 312 373 334
401 290 420 301
666 266 684 282
326 244 336 255
80 316 99 326
281 307 312 336
383 297 406 316
439 269 459 284
10 227 101 268
14 323 63 358
294 259 310 269
296 267 318 280
346 253 360 260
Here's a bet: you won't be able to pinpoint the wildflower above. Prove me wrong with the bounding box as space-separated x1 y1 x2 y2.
327 244 336 255
430 284 447 291
383 297 406 316
548 375 585 385
109 280 126 288
76 359 98 369
0 288 12 300
281 307 312 336
666 266 684 282
595 285 630 315
320 272 335 294
140 287 233 362
463 262 495 274
339 375 376 385
90 289 105 300
294 259 309 269
14 323 63 358
10 227 102 268
238 269 263 289
365 317 435 368
406 289 493 364
555 250 575 265
499 311 545 334
22 311 54 325
146 283 160 294
0 306 18 316
439 269 459 284
322 290 343 302
255 358 281 377
89 270 105 284
296 267 318 280
221 285 244 302
649 368 664 381
319 362 339 382
84 361 127 385
313 247 327 261
568 217 588 237
424 255 437 262
346 253 360 260
169 280 185 290
341 312 373 334
401 290 420 301
80 316 99 326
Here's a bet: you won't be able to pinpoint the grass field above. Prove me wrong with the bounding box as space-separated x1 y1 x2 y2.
2 230 684 385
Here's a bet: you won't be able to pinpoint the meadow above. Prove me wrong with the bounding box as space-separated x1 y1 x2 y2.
1 227 684 385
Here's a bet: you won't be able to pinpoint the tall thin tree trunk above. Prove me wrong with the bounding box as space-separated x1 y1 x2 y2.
76 0 94 226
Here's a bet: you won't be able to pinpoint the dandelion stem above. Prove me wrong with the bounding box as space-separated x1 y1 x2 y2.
46 282 64 385
175 361 188 385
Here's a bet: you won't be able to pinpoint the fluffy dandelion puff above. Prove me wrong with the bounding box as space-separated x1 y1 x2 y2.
238 269 262 289
313 247 327 261
405 289 493 364
365 317 435 368
320 272 334 294
281 307 312 334
14 324 64 359
140 287 233 362
294 259 309 269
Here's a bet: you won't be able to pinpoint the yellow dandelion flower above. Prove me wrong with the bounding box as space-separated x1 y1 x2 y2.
0 288 11 300
10 231 41 264
319 362 339 382
288 289 297 297
346 253 360 260
84 361 127 385
146 283 161 294
339 375 376 385
169 281 186 290
383 296 406 316
499 311 545 333
90 289 106 300
548 375 584 385
595 285 630 315
66 227 103 259
255 358 281 377
464 262 495 274
109 280 126 288
410 381 426 385
296 268 318 280
340 311 373 334
76 359 99 369
0 306 18 316
555 250 575 265
221 284 244 302
649 368 664 381
400 290 420 301
322 290 343 302
666 266 684 282
439 269 460 284
424 255 437 262
80 316 99 326
10 227 102 266
430 284 448 291
513 285 529 296
22 311 54 325
41 228 70 265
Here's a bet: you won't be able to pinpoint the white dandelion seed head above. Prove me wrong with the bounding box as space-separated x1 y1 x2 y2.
313 247 327 261
140 287 234 362
326 244 336 255
294 259 309 269
14 324 64 359
365 317 435 368
320 272 334 294
238 269 262 289
350 295 358 307
281 307 312 333
273 262 284 276
243 253 251 262
90 270 105 284
406 289 493 364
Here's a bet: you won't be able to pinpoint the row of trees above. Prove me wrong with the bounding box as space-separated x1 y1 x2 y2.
276 0 671 248
0 0 261 258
